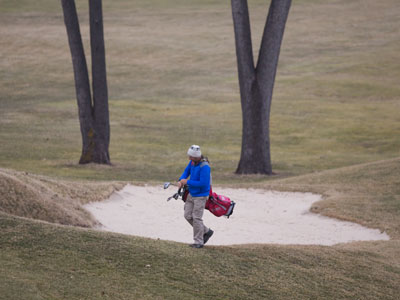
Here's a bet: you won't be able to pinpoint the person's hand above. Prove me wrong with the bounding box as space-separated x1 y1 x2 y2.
177 181 183 188
180 179 188 186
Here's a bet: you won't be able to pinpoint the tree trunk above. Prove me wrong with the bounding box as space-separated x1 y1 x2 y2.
88 0 110 164
232 0 291 174
61 0 110 164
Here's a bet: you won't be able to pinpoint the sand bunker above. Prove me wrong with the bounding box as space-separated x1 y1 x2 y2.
84 185 389 246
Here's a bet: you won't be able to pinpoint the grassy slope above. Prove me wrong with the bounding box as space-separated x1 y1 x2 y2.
0 167 123 227
1 0 400 299
1 215 399 300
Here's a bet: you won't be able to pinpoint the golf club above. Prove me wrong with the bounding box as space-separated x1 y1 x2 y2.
164 182 181 189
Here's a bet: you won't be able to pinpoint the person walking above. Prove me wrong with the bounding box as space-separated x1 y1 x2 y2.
178 145 214 248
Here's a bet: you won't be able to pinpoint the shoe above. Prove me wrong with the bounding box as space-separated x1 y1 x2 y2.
189 244 203 248
203 229 214 245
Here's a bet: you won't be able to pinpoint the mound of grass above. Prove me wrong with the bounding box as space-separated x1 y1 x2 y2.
0 168 123 227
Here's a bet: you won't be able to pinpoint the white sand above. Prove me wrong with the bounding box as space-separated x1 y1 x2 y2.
84 185 389 246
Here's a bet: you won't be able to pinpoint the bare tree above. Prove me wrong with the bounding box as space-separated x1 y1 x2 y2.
231 0 291 174
61 0 110 164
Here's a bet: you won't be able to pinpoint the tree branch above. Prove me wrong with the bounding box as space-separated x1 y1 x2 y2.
256 0 291 101
61 0 93 130
231 0 256 86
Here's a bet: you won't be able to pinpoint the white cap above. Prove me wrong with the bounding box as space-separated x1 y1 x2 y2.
187 145 201 158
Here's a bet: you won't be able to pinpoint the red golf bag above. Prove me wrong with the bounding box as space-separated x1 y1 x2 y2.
205 186 235 218
173 185 235 218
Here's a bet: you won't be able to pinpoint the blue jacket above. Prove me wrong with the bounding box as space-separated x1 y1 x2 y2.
179 160 211 197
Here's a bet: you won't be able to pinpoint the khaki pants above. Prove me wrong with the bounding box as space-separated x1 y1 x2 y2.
184 194 209 245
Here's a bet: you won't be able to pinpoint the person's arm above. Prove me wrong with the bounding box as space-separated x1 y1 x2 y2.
178 162 191 188
179 162 191 181
187 165 210 188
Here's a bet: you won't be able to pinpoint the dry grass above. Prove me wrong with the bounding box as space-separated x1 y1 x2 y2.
1 0 399 182
1 213 399 300
0 167 123 227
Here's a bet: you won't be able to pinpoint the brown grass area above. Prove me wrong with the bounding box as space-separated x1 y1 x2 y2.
0 167 124 227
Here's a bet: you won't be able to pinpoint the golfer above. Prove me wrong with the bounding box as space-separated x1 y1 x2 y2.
178 145 214 248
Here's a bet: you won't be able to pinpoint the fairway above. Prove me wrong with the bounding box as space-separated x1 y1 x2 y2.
1 0 400 299
1 0 399 182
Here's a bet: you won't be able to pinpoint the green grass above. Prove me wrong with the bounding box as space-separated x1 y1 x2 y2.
1 0 400 299
1 0 399 182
